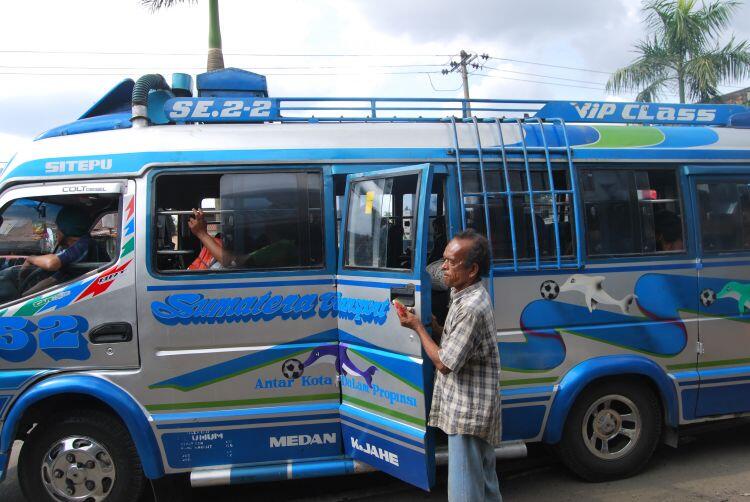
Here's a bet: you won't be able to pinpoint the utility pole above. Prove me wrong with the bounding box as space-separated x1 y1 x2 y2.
442 51 489 118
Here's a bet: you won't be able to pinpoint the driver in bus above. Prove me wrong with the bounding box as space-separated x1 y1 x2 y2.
0 205 93 303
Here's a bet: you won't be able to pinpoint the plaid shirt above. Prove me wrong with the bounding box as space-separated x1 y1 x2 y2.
428 281 502 446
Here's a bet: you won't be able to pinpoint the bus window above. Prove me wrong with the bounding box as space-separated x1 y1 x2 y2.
697 181 750 253
582 168 684 257
344 174 417 270
461 165 575 263
154 170 324 272
0 193 120 305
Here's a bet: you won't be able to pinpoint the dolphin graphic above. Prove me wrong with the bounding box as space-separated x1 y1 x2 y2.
718 281 750 314
559 274 637 314
302 345 341 374
302 345 378 387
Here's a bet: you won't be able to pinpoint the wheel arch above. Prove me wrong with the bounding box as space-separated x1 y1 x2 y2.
543 355 679 444
1 374 164 480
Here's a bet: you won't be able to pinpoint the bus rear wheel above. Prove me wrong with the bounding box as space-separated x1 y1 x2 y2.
18 410 145 502
556 380 661 482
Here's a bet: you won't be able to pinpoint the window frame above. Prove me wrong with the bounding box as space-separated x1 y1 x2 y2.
341 170 423 274
150 167 327 276
694 175 750 257
0 181 125 308
579 165 688 260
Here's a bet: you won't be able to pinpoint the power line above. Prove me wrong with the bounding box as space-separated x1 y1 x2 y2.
426 73 463 92
488 56 613 75
482 65 607 86
472 73 607 91
0 69 613 91
0 63 446 71
0 49 454 57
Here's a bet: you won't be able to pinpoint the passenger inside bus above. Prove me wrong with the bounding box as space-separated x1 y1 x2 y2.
187 208 300 269
654 210 684 251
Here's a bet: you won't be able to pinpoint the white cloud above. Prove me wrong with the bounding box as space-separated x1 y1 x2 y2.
0 132 33 164
0 0 748 144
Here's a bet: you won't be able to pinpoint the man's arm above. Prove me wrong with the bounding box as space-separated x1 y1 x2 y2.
397 308 451 375
188 209 225 264
25 253 62 272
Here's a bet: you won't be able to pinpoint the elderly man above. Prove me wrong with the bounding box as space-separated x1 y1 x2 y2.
396 229 502 502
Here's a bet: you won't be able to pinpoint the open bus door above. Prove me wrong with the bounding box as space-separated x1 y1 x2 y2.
335 164 436 490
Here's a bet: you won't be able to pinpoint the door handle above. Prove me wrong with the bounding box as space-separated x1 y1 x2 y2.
390 283 415 308
89 322 133 344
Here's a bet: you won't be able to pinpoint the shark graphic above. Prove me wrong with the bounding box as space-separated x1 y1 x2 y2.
303 345 378 387
560 274 637 314
717 281 750 314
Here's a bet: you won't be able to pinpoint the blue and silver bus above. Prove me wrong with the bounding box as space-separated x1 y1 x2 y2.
0 68 749 501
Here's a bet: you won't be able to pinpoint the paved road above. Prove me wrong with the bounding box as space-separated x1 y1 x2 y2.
5 421 750 501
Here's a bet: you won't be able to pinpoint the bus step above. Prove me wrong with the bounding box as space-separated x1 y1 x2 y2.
189 457 376 487
434 440 527 465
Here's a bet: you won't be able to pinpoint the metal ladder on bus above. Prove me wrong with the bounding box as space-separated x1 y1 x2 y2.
448 115 584 301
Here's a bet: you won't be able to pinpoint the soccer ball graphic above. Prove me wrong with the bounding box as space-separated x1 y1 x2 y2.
282 358 305 379
700 288 717 307
540 280 560 300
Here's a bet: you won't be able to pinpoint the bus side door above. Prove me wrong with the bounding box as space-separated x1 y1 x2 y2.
692 172 750 417
336 164 435 490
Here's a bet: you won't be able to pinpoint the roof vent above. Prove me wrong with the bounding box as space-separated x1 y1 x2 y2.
196 68 268 98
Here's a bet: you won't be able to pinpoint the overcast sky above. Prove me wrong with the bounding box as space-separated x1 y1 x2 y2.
1 0 749 162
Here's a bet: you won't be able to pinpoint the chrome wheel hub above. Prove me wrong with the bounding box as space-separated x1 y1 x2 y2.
41 436 116 502
582 394 641 460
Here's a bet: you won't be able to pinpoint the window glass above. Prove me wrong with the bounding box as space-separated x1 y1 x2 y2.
344 174 418 270
0 193 120 305
221 172 323 269
582 169 684 256
462 168 575 262
697 181 750 253
154 171 324 272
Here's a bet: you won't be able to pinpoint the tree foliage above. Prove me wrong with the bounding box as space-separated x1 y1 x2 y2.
606 0 750 103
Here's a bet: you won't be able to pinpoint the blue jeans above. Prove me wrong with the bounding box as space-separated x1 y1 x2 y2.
448 434 502 502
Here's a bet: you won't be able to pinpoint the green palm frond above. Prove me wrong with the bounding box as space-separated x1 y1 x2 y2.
141 0 196 12
610 0 750 103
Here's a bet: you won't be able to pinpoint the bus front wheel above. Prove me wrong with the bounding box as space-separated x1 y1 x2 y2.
18 409 146 502
556 380 661 482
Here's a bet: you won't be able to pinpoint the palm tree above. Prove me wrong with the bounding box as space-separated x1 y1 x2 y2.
606 0 750 103
142 0 225 72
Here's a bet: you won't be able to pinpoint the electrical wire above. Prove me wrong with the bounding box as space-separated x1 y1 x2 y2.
426 73 463 92
487 56 613 75
0 49 454 57
481 65 608 85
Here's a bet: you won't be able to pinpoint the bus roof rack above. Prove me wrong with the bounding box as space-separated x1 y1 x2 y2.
159 96 748 127
35 69 750 141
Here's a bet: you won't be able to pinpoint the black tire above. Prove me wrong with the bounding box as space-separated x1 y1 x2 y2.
18 409 146 502
556 380 662 482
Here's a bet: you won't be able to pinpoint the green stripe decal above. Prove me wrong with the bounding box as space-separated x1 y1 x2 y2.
149 347 312 391
557 328 678 359
121 237 135 257
342 395 425 427
348 348 422 393
668 357 750 371
583 125 665 149
145 393 340 412
500 376 558 386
